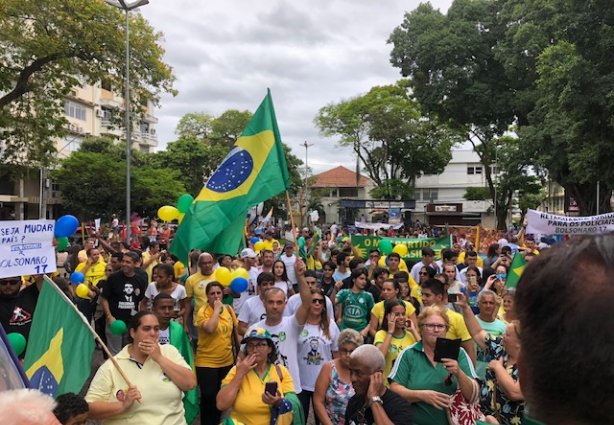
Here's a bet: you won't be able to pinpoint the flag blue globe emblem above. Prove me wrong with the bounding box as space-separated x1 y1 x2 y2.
30 366 59 396
206 147 254 193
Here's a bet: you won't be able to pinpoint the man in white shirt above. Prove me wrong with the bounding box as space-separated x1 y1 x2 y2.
458 251 483 285
410 247 440 283
245 258 311 394
280 243 298 285
238 272 275 335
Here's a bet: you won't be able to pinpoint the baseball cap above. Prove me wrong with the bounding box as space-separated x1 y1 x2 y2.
240 248 257 258
241 327 273 344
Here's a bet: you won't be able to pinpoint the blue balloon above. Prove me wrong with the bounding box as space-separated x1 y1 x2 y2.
70 271 85 285
250 237 261 245
55 215 79 238
230 277 248 293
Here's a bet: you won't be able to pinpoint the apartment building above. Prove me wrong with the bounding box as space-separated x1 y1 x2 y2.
0 82 159 220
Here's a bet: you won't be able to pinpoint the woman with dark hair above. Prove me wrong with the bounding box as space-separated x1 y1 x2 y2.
333 268 374 339
484 243 501 270
273 259 294 297
297 289 340 424
140 263 187 321
217 328 298 425
85 312 196 425
195 281 239 425
374 299 420 380
418 265 436 285
368 279 417 338
319 261 336 296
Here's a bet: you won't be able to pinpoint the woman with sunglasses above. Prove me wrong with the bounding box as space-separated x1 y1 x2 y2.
297 289 340 424
313 329 363 425
418 266 435 286
390 305 478 425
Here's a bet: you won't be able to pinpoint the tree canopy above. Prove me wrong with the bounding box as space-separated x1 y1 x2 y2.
315 80 460 199
0 0 175 166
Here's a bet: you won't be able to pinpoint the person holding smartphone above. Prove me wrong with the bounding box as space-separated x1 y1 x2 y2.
217 328 297 425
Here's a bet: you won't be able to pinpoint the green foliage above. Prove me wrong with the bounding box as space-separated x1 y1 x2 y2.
464 187 490 201
315 80 459 199
52 136 184 220
210 110 252 147
0 0 175 166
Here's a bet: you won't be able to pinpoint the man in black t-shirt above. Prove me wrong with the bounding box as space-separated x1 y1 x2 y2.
345 344 411 425
100 251 147 355
0 276 40 346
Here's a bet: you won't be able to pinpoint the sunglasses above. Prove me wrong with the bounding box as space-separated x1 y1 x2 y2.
312 298 325 305
0 280 20 286
418 272 428 276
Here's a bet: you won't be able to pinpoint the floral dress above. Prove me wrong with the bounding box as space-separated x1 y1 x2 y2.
325 361 354 425
480 336 525 425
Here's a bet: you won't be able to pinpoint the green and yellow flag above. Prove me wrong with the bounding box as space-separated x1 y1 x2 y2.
23 277 95 396
171 90 289 261
505 252 527 288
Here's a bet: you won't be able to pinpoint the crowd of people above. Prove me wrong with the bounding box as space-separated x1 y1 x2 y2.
0 219 611 425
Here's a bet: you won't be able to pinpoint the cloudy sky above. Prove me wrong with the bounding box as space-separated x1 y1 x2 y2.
141 0 453 174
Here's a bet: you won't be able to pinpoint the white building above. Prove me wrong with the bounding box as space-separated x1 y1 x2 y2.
413 149 494 227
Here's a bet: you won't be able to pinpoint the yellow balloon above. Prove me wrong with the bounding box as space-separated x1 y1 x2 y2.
254 241 265 252
230 267 249 280
158 205 180 222
378 256 387 268
75 284 90 299
393 244 409 257
216 267 232 287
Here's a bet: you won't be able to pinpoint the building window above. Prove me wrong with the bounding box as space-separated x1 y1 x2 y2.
467 166 482 175
101 79 112 91
422 188 438 201
339 187 358 197
64 101 86 121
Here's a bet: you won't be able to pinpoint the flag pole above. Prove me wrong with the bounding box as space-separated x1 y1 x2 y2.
285 191 299 251
41 275 138 394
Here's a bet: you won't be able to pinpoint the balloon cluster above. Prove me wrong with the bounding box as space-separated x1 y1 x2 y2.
54 214 79 251
378 240 409 257
158 193 194 223
215 267 249 293
250 236 265 253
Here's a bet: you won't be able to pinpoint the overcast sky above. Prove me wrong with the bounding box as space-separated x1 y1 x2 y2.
141 0 453 174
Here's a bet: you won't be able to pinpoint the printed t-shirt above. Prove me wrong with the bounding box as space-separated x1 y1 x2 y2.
195 304 237 368
185 272 215 321
85 344 191 425
221 364 294 425
246 315 303 393
336 289 374 331
158 327 170 345
389 341 477 425
374 330 418 381
101 271 147 324
371 299 416 328
262 238 278 252
297 322 340 391
237 296 266 328
475 317 507 379
0 284 39 340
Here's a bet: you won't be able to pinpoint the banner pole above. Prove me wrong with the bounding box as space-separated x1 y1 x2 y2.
285 191 299 251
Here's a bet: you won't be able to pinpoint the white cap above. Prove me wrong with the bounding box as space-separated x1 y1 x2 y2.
240 248 257 258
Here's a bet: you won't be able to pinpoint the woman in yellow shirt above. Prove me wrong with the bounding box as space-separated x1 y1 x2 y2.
369 279 417 338
374 300 421 380
195 281 239 425
217 328 297 425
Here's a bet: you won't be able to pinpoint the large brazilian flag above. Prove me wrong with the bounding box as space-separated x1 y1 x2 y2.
171 90 290 262
23 276 95 396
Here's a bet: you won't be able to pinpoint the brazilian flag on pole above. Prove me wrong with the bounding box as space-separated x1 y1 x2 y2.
505 252 527 288
171 90 290 262
23 277 95 396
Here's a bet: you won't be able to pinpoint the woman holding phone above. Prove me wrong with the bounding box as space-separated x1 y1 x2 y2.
217 328 297 425
368 279 417 338
389 305 478 425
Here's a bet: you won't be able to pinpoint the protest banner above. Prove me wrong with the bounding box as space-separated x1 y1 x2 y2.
351 234 451 262
0 220 57 279
526 209 614 235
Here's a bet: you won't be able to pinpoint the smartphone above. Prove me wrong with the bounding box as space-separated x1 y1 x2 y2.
469 275 477 285
447 293 458 303
434 337 461 362
265 381 278 396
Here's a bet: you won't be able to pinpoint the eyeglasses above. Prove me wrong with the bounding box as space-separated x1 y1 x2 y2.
422 323 447 331
312 298 324 304
246 341 269 350
418 272 428 276
339 348 355 356
0 280 20 286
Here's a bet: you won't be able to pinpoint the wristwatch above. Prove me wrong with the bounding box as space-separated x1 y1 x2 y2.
368 396 383 407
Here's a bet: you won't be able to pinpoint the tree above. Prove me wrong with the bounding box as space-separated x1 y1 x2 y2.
52 137 184 219
315 80 459 199
175 112 214 140
463 187 490 201
210 110 252 147
388 1 518 216
0 0 175 166
497 0 614 214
